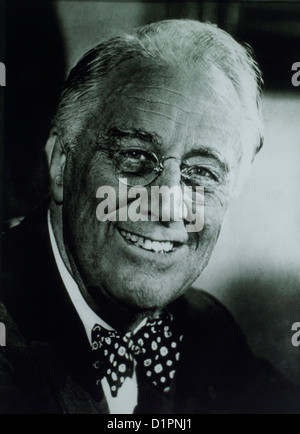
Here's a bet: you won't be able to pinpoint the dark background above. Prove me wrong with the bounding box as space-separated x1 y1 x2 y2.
1 1 300 386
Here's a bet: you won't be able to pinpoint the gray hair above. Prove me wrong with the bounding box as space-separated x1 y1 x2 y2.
53 19 263 161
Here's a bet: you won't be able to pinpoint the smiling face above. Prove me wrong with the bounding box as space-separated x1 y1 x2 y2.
61 59 244 312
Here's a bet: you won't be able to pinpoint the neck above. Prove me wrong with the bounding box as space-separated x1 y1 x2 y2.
86 285 160 333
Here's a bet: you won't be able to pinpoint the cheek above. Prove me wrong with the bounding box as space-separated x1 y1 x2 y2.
64 155 114 224
193 199 228 258
63 183 110 267
205 181 232 206
198 184 231 237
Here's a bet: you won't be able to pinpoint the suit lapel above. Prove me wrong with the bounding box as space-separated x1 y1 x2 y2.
2 201 111 413
30 339 109 414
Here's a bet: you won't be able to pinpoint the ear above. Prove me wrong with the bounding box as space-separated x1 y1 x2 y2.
45 128 57 165
48 131 66 204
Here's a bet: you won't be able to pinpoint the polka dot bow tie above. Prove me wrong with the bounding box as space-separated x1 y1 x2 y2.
91 314 183 397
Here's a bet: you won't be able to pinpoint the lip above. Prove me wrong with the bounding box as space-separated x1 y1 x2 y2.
117 226 183 248
115 226 189 267
116 224 188 245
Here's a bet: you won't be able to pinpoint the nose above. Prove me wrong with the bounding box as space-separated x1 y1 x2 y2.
160 157 181 185
150 157 187 222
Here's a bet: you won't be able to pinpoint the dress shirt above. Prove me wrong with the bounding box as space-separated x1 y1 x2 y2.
47 211 146 414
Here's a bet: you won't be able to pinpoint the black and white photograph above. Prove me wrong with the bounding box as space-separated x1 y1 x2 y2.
0 0 299 416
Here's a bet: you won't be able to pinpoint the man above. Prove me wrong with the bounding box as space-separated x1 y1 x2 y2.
0 19 298 414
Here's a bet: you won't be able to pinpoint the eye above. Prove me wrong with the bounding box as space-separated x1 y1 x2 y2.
124 150 147 161
182 165 218 185
115 149 157 173
193 167 216 178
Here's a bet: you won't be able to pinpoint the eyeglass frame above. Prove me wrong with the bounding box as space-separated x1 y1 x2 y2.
97 146 211 187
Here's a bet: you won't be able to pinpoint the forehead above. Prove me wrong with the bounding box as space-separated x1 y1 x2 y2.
99 59 242 158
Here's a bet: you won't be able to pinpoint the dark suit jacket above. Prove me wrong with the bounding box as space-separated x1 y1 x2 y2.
0 202 298 414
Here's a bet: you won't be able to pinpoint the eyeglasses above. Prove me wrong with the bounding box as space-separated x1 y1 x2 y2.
99 147 217 187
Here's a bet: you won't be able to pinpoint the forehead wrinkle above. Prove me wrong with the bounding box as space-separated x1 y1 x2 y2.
194 118 240 136
189 127 197 156
183 120 230 147
126 95 192 115
124 89 226 112
123 84 208 104
126 94 225 113
125 98 239 136
134 106 184 122
162 105 180 152
137 117 169 129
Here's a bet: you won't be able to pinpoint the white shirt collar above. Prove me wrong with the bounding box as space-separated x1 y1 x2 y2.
47 210 115 343
47 210 147 343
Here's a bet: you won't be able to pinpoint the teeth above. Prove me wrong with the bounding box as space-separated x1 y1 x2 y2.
137 237 144 246
143 239 153 250
163 242 173 252
119 230 175 253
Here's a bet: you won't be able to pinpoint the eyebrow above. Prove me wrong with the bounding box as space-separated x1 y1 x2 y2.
106 126 230 173
184 147 230 174
106 126 161 148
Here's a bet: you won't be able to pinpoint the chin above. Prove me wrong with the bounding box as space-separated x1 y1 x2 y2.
110 279 187 311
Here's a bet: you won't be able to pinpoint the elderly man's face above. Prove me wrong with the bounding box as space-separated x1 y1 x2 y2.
62 60 243 311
